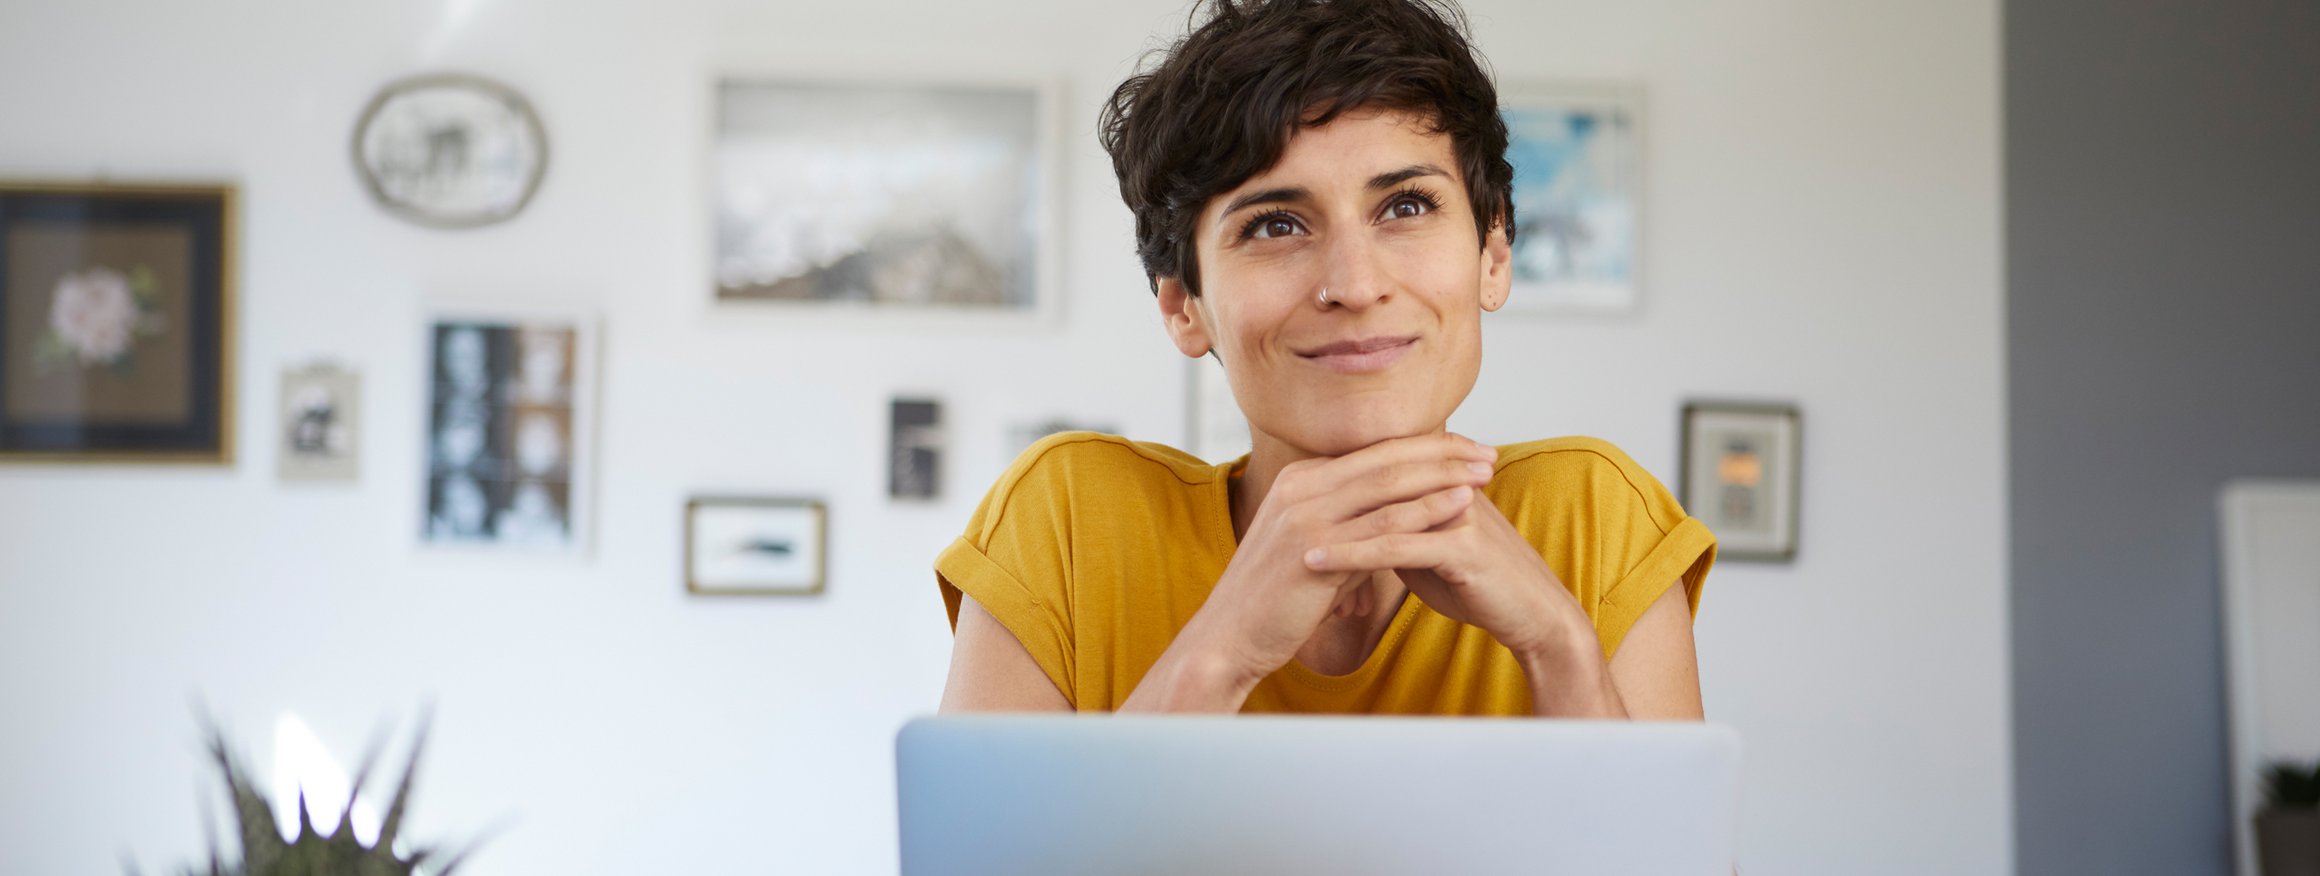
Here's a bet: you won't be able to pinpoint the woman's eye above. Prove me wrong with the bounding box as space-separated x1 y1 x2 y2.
1387 196 1432 219
1250 216 1302 239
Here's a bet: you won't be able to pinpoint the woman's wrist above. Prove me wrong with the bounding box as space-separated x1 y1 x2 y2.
1513 622 1627 719
1120 615 1270 713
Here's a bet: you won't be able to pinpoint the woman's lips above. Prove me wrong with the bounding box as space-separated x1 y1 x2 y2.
1297 335 1418 374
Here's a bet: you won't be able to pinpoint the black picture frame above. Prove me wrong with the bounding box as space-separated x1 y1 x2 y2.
889 397 943 500
1679 401 1801 563
0 182 235 464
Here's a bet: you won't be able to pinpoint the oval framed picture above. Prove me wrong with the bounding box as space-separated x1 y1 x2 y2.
351 73 547 229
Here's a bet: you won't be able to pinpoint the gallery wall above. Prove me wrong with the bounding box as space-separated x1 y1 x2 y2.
2007 0 2320 873
0 1 2006 873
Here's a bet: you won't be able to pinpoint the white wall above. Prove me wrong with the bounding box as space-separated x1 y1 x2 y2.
0 1 2006 873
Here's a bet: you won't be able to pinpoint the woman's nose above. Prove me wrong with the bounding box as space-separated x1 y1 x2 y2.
1317 232 1390 310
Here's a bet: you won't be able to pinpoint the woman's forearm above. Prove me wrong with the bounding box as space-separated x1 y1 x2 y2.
1119 613 1268 713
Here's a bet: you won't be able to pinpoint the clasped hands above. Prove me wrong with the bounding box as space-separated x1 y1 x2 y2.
1202 433 1600 686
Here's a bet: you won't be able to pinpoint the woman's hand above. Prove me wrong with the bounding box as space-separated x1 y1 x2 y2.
1122 433 1495 711
1301 468 1598 667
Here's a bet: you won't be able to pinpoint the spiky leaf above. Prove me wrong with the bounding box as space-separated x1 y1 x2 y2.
131 709 487 876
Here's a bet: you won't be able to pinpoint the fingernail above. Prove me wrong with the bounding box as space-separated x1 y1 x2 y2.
1304 547 1327 567
1446 485 1473 502
1468 462 1494 478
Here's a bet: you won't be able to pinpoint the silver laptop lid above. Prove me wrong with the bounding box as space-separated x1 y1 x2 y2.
897 715 1742 876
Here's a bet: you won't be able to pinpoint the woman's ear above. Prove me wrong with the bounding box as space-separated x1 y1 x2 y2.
1156 276 1215 358
1478 216 1514 312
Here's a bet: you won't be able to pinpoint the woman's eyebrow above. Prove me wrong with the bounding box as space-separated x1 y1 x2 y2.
1218 186 1309 220
1368 163 1451 190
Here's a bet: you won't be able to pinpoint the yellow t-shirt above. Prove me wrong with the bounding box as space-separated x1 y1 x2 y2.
936 433 1717 715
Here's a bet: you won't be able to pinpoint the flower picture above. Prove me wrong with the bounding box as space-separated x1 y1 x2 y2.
1 183 232 463
34 266 166 374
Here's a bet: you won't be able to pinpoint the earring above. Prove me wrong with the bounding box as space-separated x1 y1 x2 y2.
1318 287 1332 306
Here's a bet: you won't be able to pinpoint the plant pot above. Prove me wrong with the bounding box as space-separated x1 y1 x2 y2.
2257 809 2320 875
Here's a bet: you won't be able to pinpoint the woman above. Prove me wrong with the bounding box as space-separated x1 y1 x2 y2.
936 0 1716 718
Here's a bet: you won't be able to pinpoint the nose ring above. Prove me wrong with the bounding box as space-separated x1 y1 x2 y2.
1318 287 1332 306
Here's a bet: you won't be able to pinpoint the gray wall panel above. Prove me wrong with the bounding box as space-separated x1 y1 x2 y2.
2007 0 2320 873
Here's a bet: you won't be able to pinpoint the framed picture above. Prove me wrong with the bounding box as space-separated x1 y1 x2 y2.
685 497 827 596
278 362 360 482
352 73 549 229
1187 354 1249 464
421 307 593 551
0 182 235 464
1497 83 1643 316
1680 402 1801 562
889 397 943 500
712 77 1055 316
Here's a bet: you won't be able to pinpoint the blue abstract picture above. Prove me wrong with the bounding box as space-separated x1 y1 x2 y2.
1501 92 1640 314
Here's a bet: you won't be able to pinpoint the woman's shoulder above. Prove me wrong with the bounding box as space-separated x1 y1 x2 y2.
1492 435 1649 476
985 432 1225 502
1489 435 1689 527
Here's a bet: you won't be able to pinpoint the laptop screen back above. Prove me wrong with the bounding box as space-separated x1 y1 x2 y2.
897 715 1742 876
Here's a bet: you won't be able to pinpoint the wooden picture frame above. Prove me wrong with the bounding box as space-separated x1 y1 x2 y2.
685 497 828 596
0 182 236 464
1680 401 1801 562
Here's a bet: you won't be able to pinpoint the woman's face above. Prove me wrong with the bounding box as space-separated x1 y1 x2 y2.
1159 108 1512 458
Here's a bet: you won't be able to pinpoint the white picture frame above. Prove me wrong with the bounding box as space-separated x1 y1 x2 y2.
418 304 596 553
278 362 360 482
709 74 1061 324
352 73 549 229
1496 82 1644 317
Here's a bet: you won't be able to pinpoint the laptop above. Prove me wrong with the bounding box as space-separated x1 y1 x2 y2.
896 715 1742 875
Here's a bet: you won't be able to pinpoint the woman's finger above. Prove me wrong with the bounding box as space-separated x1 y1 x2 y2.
1294 449 1497 522
1301 529 1467 573
1280 433 1492 500
1334 485 1474 542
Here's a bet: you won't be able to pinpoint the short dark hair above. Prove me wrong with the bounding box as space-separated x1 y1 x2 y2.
1099 0 1515 297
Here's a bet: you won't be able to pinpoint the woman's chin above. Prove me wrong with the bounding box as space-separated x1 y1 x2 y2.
1273 413 1448 458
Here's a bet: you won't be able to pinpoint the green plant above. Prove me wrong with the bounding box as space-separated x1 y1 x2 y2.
2263 760 2320 811
130 711 483 876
